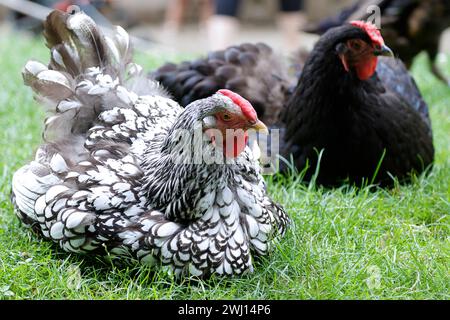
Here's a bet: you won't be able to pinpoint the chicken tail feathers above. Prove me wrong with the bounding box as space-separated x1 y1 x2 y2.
43 9 109 75
22 9 165 144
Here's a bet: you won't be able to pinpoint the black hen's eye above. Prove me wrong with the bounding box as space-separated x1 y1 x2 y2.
346 39 369 53
222 113 232 121
349 40 362 51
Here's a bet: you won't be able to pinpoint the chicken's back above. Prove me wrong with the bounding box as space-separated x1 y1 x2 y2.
151 43 293 126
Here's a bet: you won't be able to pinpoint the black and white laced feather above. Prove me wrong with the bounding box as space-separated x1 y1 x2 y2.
11 10 289 277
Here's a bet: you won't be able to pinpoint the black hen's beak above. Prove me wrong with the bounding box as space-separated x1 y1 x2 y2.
374 44 394 57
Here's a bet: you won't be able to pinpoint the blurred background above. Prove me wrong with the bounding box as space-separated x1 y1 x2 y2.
1 0 448 56
0 0 450 60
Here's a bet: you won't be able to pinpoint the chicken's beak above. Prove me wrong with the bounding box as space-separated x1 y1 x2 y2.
250 119 269 135
374 44 394 57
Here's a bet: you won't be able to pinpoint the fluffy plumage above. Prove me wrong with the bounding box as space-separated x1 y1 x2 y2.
151 22 434 186
11 10 289 277
151 43 294 127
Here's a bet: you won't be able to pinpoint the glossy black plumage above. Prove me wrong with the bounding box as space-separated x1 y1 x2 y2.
282 25 434 185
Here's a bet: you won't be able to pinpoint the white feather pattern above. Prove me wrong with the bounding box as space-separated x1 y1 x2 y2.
11 9 289 278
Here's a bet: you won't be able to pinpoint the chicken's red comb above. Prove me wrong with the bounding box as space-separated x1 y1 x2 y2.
350 21 384 46
218 89 257 122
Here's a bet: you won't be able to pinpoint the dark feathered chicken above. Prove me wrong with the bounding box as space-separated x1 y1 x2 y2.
151 21 434 186
152 43 293 128
303 0 450 86
283 22 434 185
11 10 289 277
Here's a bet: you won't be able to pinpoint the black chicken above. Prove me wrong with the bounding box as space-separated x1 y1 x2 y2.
151 21 434 186
303 0 450 86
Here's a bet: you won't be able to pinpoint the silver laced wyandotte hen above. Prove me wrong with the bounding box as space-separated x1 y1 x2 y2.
303 0 450 86
151 21 434 186
11 9 289 277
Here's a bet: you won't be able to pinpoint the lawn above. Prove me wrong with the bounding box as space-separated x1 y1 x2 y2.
0 33 448 300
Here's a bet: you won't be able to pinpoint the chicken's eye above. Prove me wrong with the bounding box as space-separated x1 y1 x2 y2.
222 113 232 121
348 39 364 52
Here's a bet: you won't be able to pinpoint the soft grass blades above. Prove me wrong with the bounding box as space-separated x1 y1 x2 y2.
0 35 448 299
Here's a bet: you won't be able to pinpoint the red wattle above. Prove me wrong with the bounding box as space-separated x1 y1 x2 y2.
355 56 378 80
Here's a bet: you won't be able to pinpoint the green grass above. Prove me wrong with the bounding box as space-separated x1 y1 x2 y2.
0 34 448 300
